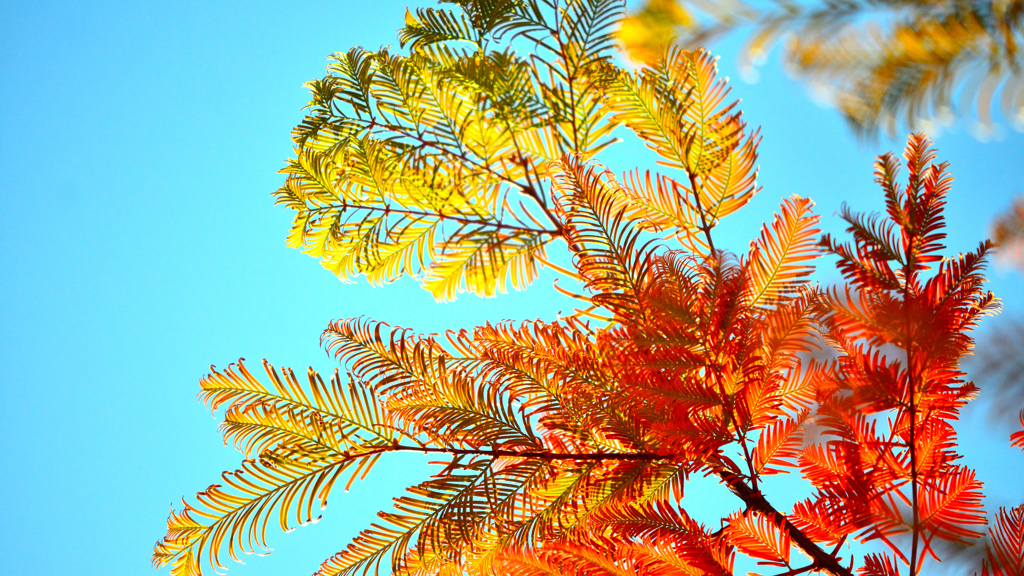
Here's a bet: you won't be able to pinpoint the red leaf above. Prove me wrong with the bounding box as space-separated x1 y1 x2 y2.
1011 411 1024 451
859 552 901 576
982 505 1024 576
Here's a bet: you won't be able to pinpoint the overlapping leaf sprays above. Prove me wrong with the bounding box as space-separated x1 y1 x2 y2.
154 1 1024 575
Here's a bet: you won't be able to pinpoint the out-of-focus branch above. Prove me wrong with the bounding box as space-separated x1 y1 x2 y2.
969 316 1024 424
618 0 1024 138
992 196 1024 270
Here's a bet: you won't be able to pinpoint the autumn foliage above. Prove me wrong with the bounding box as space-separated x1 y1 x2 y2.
153 2 1024 575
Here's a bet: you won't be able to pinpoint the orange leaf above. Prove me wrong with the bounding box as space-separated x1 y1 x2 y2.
725 510 790 565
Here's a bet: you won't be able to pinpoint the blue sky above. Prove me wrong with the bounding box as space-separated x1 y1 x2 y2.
2 1 1023 575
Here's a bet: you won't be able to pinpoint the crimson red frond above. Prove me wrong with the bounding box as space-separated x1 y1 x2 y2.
859 552 901 576
594 500 703 541
918 465 986 543
778 357 829 412
836 345 907 414
467 319 603 423
814 407 884 450
876 134 948 271
799 442 909 540
903 135 950 266
492 543 636 576
983 505 1024 575
837 203 904 266
922 242 992 308
790 496 855 545
821 233 902 292
909 419 958 479
595 501 734 576
761 287 819 363
875 151 905 229
1012 411 1024 450
621 541 732 576
800 443 851 490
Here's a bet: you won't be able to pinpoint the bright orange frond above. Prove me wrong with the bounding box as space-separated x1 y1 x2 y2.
724 509 791 566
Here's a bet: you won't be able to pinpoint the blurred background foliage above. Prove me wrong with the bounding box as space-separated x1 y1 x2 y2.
618 0 1024 139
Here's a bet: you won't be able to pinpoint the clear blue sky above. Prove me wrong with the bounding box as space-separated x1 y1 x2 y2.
1 1 1022 575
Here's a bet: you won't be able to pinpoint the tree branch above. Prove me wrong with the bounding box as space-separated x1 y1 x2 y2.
712 465 855 576
307 203 561 237
688 172 717 255
388 444 672 462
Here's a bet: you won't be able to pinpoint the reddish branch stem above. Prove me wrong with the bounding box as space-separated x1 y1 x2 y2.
775 564 819 576
904 270 922 575
688 172 717 255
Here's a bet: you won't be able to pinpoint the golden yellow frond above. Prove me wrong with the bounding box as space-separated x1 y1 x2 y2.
152 451 372 576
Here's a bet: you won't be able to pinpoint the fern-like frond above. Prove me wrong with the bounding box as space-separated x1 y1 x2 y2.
461 320 599 432
490 542 636 576
604 47 758 241
724 509 791 566
860 552 902 576
696 128 759 225
604 53 691 170
559 0 624 64
422 229 550 301
400 6 482 51
383 363 543 450
549 155 657 318
918 465 986 543
316 461 497 576
752 409 809 475
152 448 376 576
592 499 735 576
744 196 821 308
789 496 856 546
670 48 743 178
322 318 451 398
323 318 556 451
279 41 572 300
981 505 1024 575
222 402 346 458
546 0 625 154
618 170 703 241
198 360 395 446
